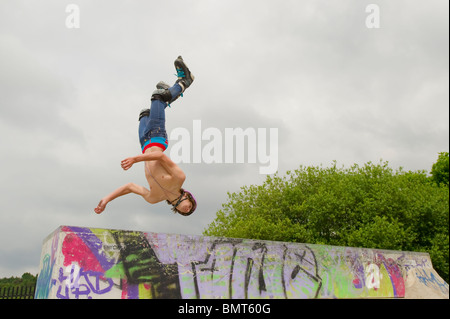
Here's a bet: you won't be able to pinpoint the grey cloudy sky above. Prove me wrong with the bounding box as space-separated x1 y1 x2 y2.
0 0 448 277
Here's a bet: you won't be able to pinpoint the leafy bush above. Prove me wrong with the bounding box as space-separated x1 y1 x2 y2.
204 160 449 282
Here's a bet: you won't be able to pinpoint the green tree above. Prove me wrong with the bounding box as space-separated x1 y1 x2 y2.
203 160 449 283
431 152 449 186
21 273 37 285
0 273 37 289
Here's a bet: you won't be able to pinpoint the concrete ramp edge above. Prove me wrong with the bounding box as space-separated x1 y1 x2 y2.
34 225 449 299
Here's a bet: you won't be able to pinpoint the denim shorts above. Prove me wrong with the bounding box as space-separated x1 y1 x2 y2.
138 99 169 152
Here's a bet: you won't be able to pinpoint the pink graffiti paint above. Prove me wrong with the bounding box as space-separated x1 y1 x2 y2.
121 280 128 299
352 277 363 289
383 259 405 297
61 231 104 273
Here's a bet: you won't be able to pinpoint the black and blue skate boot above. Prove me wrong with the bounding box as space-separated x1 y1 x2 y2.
174 56 194 91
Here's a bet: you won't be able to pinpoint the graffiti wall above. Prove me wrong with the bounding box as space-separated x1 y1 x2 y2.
35 226 449 299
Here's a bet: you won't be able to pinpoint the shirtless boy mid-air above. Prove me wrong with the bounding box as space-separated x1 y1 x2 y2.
94 56 197 216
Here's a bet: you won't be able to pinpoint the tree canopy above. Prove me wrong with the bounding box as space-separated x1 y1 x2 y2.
431 152 449 186
0 273 37 289
203 158 449 283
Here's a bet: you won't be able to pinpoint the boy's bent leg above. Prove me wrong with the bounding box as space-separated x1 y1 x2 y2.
138 82 179 152
138 96 168 153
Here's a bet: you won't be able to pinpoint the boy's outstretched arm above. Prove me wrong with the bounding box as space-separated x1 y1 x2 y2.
120 151 163 170
122 151 185 182
94 182 151 214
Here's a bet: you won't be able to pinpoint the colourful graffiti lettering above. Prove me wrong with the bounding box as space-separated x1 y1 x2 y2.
54 266 114 299
35 226 449 299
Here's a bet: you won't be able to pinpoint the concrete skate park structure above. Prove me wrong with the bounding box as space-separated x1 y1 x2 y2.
35 226 449 299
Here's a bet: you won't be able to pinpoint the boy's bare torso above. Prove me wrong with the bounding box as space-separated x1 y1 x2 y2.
144 147 185 204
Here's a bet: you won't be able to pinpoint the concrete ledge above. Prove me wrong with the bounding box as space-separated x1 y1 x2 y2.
35 226 449 299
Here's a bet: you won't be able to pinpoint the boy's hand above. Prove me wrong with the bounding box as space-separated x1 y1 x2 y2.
121 157 136 170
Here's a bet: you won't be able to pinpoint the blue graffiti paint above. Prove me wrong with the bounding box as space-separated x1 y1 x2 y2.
35 254 55 299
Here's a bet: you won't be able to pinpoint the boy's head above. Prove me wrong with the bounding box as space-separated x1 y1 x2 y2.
167 189 197 216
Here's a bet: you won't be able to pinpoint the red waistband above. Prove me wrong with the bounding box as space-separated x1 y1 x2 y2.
142 143 166 153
